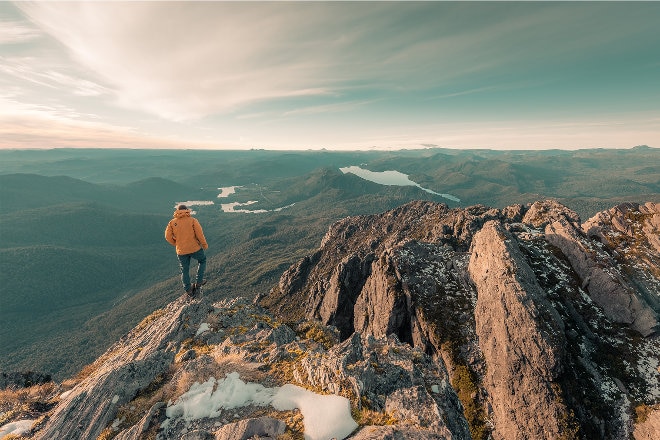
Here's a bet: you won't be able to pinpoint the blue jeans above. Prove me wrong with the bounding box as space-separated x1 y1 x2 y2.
177 248 206 291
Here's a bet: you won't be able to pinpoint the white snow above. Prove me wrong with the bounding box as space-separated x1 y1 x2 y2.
220 201 295 213
217 186 242 198
0 419 35 438
174 200 215 208
163 372 357 440
220 201 261 213
196 323 210 336
271 384 357 440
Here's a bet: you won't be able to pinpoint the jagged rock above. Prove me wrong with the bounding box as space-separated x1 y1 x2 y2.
501 203 526 223
261 200 660 439
263 201 506 329
114 402 166 440
350 425 449 439
36 351 173 440
35 295 210 440
17 200 659 440
385 385 449 432
353 250 410 341
470 220 568 440
633 406 660 440
292 333 471 439
213 416 285 440
522 199 581 228
181 430 214 440
545 204 659 336
317 252 375 339
640 202 660 253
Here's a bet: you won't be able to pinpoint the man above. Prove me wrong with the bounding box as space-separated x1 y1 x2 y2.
165 204 208 295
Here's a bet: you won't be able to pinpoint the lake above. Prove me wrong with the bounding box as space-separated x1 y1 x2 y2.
339 166 460 202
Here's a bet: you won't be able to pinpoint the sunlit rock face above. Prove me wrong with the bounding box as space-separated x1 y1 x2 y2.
9 199 658 440
264 200 660 440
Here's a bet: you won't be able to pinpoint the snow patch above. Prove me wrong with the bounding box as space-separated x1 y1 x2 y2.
0 419 35 438
217 186 242 198
220 201 295 213
271 384 358 440
163 372 357 440
196 323 210 336
174 200 215 208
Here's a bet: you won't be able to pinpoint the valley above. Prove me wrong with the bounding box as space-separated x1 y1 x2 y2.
0 146 658 379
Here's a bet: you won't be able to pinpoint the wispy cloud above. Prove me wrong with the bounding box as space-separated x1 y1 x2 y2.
282 100 375 117
21 2 583 121
0 18 40 44
18 2 358 121
5 2 659 150
0 56 111 97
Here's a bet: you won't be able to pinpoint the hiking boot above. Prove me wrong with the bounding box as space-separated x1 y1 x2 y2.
185 286 194 296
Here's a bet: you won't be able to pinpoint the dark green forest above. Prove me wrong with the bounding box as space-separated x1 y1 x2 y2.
0 146 658 379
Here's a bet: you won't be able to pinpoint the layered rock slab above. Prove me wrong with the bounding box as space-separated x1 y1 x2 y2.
469 220 568 440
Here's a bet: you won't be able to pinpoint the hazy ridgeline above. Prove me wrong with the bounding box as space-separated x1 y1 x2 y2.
0 146 658 379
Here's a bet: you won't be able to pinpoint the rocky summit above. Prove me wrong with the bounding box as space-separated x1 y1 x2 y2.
2 200 659 440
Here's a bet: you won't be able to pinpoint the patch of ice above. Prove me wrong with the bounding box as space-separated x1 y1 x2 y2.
0 419 35 438
196 323 210 336
220 201 295 213
163 372 356 440
174 201 214 208
217 186 242 198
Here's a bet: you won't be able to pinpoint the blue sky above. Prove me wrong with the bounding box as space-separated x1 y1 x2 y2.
1 1 659 150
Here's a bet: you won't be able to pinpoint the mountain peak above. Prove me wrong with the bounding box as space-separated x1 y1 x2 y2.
3 200 658 440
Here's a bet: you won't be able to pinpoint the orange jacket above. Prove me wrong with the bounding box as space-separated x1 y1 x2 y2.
165 209 208 255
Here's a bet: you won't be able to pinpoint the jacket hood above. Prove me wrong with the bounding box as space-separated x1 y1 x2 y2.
173 209 192 218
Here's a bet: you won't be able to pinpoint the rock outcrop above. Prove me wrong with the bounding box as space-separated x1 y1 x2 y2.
542 201 659 336
4 199 658 440
470 221 567 440
262 200 660 439
35 296 211 440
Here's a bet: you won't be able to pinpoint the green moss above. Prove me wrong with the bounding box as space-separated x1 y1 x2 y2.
297 321 338 350
451 364 488 440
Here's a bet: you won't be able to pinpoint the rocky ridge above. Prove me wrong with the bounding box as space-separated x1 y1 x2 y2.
1 200 658 440
261 199 660 439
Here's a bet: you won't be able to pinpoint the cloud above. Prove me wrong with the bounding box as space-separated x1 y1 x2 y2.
19 2 584 121
281 100 375 117
0 56 111 97
0 95 212 150
11 0 660 150
0 18 40 44
18 2 367 121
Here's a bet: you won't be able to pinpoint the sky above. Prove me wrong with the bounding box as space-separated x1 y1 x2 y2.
1 1 659 151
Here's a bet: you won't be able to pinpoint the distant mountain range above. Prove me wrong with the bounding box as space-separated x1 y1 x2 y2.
0 147 658 379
